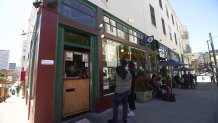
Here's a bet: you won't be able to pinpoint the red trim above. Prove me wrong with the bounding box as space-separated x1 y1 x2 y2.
97 8 104 97
59 17 98 35
95 95 114 112
33 1 57 122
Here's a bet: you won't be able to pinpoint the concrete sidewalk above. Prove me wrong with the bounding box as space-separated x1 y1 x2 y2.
65 82 218 123
0 94 28 123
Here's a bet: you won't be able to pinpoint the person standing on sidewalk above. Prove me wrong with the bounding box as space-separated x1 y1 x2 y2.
188 72 195 89
182 71 189 89
108 58 132 123
127 61 136 117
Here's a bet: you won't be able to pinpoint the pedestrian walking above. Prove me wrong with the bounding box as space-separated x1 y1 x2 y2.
108 58 132 123
188 72 195 89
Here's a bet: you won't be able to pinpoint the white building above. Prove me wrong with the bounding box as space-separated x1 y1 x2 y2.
89 0 190 59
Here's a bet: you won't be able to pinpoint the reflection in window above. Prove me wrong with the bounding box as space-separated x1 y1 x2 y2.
105 23 117 36
102 39 146 95
103 16 144 46
61 0 96 28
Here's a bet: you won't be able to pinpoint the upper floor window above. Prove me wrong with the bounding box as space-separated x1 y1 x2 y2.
61 0 96 28
150 5 156 26
168 26 172 40
161 18 166 35
104 16 117 36
103 16 144 46
171 14 174 25
166 5 169 18
174 33 177 45
159 0 163 9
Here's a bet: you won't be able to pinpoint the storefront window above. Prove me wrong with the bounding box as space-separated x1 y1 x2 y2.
102 39 146 95
102 39 119 95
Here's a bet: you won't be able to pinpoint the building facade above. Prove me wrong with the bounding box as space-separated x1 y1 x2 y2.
9 63 16 70
23 0 191 123
0 50 9 70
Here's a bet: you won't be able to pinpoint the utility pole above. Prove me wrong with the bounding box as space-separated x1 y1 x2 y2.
209 32 218 85
207 40 215 82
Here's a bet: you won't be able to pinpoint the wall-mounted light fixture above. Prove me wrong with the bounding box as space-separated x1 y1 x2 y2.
33 1 42 8
99 24 103 28
101 34 105 38
127 18 134 22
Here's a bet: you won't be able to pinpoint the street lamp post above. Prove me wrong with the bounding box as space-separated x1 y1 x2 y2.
209 33 218 85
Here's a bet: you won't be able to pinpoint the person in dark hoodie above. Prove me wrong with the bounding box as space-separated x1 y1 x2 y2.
108 58 132 123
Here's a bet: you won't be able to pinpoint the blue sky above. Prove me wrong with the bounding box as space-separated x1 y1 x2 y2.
0 0 32 66
169 0 218 53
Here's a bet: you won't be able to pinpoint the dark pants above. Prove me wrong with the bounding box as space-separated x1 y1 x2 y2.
190 81 195 89
128 92 136 110
112 90 129 123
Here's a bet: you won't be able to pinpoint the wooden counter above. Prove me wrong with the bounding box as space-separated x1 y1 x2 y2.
62 78 90 117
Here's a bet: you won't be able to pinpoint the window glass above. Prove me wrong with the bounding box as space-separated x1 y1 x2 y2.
133 31 137 36
161 18 166 35
62 0 95 16
64 29 90 46
116 23 123 30
102 39 119 95
61 4 96 28
104 16 109 23
150 4 156 26
117 29 125 39
63 0 80 10
129 35 137 44
79 3 95 16
123 26 128 32
102 39 146 95
159 0 163 8
105 23 117 36
110 19 116 26
129 29 132 35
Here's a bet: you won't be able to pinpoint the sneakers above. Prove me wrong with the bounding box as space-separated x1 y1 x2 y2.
127 111 135 117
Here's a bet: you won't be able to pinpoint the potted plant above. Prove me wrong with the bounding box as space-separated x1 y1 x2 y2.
135 69 153 103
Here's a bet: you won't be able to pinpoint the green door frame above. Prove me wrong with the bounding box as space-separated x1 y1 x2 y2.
54 25 99 123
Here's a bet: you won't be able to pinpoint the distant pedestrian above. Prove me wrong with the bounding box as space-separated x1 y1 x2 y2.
194 74 197 86
188 72 195 89
16 86 20 96
182 71 189 89
108 58 132 123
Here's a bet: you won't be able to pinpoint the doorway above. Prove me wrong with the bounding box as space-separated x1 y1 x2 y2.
62 31 91 118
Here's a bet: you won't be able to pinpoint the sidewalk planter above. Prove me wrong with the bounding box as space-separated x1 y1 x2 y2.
135 90 153 103
135 69 153 103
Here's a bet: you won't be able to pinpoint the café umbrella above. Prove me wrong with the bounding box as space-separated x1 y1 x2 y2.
159 60 186 93
174 66 194 71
